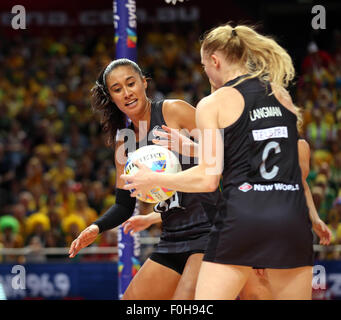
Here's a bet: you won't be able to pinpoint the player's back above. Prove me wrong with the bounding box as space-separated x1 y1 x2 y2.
220 76 302 192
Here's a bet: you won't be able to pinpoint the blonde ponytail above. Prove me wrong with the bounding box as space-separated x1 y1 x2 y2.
201 23 295 90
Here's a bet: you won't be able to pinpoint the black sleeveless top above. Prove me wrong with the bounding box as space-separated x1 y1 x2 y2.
220 75 303 190
122 100 219 253
203 76 314 268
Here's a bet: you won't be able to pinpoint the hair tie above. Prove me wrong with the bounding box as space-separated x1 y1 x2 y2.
231 29 237 37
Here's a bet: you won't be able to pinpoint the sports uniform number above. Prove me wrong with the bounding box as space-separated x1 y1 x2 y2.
154 192 183 212
259 141 281 180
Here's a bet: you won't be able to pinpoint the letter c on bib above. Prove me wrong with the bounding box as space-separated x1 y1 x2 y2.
260 141 280 180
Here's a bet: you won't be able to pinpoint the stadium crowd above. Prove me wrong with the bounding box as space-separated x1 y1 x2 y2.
0 26 340 263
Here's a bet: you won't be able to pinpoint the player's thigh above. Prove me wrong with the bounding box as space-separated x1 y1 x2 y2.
266 266 313 300
172 252 204 300
195 261 253 300
122 258 181 300
239 269 273 300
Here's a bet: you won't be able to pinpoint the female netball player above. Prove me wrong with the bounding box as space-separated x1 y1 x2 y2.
122 24 325 299
122 134 331 300
68 58 220 300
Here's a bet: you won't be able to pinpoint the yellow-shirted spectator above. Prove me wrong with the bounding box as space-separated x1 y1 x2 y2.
102 194 116 214
48 148 75 190
55 181 76 216
313 149 333 167
48 166 74 189
61 214 87 247
34 129 63 167
23 157 44 191
18 191 37 215
35 193 64 221
68 192 98 225
25 213 50 237
327 209 341 259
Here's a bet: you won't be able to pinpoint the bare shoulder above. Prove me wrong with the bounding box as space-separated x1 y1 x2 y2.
212 86 243 101
163 99 196 130
271 85 297 115
198 86 244 129
197 86 242 109
163 99 195 112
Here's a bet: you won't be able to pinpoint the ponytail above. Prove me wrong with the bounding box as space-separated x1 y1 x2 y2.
91 69 125 149
201 23 295 91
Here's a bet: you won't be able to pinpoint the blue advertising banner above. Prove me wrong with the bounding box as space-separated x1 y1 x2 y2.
313 260 341 300
114 0 137 61
0 263 118 300
0 261 340 300
113 0 140 299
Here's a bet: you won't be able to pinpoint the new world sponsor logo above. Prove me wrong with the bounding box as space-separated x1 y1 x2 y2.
254 183 300 192
238 182 300 192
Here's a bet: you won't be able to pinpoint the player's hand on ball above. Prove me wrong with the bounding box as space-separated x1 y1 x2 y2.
68 224 99 258
152 125 196 157
122 215 153 235
121 160 156 198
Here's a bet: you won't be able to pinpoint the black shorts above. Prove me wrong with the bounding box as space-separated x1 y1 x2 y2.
204 187 314 269
149 250 204 275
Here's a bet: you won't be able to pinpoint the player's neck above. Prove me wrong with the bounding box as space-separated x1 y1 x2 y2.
131 99 152 135
219 64 248 87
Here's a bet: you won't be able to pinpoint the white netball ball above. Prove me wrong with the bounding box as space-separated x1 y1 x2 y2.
124 145 182 203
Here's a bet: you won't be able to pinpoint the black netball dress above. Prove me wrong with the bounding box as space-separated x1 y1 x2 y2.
203 76 314 269
123 100 219 254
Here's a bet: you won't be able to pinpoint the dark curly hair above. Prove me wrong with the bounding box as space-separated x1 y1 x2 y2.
90 59 144 148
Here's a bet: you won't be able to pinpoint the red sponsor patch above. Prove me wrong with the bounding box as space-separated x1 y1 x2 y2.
238 183 253 192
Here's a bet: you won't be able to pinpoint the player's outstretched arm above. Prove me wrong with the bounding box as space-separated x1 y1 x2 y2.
69 141 136 258
69 224 99 258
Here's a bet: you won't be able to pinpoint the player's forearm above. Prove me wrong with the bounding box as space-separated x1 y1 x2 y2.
185 140 198 158
93 189 136 233
302 180 320 224
146 211 162 224
154 165 219 193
